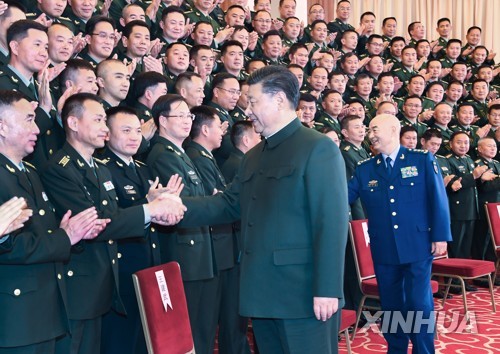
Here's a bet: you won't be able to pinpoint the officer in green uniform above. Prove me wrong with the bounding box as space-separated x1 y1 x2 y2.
473 137 500 261
445 131 484 262
42 93 185 354
464 79 490 126
97 107 162 354
0 90 103 354
0 20 63 169
398 95 428 143
209 73 239 167
450 102 484 159
327 0 354 49
427 102 454 155
316 90 343 135
185 0 221 34
184 106 251 354
146 94 218 354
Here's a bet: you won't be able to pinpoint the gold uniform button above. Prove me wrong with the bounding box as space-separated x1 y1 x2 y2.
389 185 394 190
67 270 74 276
47 229 52 234
108 240 114 245
410 182 414 186
47 129 51 135
390 199 395 203
190 240 194 245
152 243 156 249
49 149 53 155
112 259 116 264
131 197 135 201
117 253 122 259
394 225 399 229
57 274 62 280
151 227 156 233
456 201 460 204
102 200 108 206
13 289 21 296
39 209 45 216
392 212 397 216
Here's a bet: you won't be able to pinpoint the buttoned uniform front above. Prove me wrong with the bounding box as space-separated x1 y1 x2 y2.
97 148 161 354
40 142 146 354
0 154 72 350
445 152 479 259
473 156 500 260
340 140 370 312
181 119 349 353
185 140 250 354
209 102 237 167
0 65 64 169
147 136 216 354
348 146 452 353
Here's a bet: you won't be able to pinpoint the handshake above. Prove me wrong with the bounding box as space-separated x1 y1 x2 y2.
145 174 187 226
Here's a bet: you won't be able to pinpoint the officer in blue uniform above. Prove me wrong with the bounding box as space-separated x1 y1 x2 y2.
348 114 452 354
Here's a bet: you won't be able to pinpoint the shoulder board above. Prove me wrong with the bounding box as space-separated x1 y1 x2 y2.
134 160 146 166
343 145 351 151
184 10 194 15
23 161 36 170
408 148 427 154
436 154 445 159
167 145 182 156
393 68 402 72
59 16 71 21
450 125 458 129
58 155 71 167
25 12 36 16
94 157 108 165
465 154 470 157
357 157 373 165
475 159 482 163
201 150 213 159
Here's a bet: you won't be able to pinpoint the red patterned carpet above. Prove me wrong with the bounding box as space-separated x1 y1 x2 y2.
339 286 500 353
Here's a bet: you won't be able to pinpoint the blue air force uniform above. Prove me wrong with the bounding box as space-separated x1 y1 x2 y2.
348 146 452 353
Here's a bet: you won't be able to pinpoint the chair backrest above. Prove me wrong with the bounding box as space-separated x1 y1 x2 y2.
133 262 194 354
485 202 500 249
349 219 375 281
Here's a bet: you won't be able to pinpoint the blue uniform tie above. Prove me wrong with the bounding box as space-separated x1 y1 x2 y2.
386 156 393 176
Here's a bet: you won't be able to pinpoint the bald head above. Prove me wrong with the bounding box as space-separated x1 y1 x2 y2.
368 114 401 154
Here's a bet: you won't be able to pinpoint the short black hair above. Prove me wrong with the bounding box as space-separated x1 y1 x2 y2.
446 38 462 48
161 6 185 22
341 114 363 131
382 17 396 27
122 20 149 39
106 106 139 127
59 58 96 91
7 20 47 55
220 40 243 56
61 93 102 129
262 29 281 43
175 72 202 93
467 26 482 35
129 71 168 101
190 105 218 139
231 120 256 147
421 128 442 141
437 17 451 26
0 89 26 111
212 72 238 93
400 125 417 137
85 15 116 36
247 65 300 109
310 19 327 30
450 130 469 141
151 94 186 128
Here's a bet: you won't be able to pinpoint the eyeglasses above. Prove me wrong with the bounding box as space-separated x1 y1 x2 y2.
254 19 272 24
217 87 241 96
91 32 117 41
164 113 195 121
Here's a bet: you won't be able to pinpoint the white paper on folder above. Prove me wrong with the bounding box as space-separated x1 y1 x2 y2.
155 270 173 312
362 222 370 247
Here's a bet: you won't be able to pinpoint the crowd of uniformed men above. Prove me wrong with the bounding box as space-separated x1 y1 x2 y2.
0 0 500 353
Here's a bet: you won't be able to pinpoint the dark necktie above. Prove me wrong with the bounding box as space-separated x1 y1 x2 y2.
28 81 38 100
386 156 393 176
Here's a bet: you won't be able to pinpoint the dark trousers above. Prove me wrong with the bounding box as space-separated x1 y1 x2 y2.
251 312 340 354
374 258 435 354
0 339 55 354
55 318 101 354
472 218 496 261
449 220 475 259
184 268 250 354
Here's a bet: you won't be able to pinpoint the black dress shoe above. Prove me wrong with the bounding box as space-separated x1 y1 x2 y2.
473 279 491 288
448 286 462 294
465 284 478 292
433 291 453 299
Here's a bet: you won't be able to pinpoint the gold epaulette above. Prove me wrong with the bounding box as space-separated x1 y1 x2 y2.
58 155 70 167
94 157 109 165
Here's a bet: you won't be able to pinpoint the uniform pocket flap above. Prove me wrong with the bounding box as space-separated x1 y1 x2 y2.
273 248 312 265
0 277 37 296
266 166 295 179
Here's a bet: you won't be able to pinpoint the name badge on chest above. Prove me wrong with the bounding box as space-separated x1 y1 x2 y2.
187 170 201 184
124 185 137 195
400 166 418 178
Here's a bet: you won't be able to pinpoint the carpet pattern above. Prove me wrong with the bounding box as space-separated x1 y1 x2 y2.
339 286 500 353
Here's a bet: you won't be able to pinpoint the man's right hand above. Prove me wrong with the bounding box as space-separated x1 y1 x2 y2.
60 207 109 245
146 194 187 226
